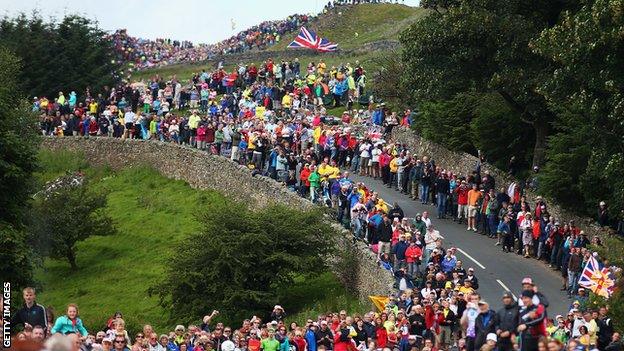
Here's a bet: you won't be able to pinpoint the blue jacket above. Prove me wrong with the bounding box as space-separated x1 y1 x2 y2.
372 109 383 126
440 256 457 273
394 241 409 260
305 329 317 351
497 221 510 234
369 213 382 228
50 315 88 336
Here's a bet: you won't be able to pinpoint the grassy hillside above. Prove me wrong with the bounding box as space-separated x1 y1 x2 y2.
131 4 425 82
34 150 365 333
268 4 423 51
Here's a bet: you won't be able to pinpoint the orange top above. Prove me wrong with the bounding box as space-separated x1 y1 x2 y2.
467 189 482 206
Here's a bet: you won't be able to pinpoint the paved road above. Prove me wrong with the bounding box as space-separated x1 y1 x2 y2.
349 174 570 315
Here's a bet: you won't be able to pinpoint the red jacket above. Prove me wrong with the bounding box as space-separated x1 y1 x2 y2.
333 333 350 351
293 336 306 351
300 168 311 186
379 153 391 167
405 246 422 263
456 185 469 205
376 328 388 348
425 305 444 333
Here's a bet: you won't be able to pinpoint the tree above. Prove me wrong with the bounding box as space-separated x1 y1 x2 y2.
533 0 624 216
32 179 115 270
470 93 534 171
0 13 121 98
0 47 39 290
414 93 479 154
152 203 333 326
369 49 412 107
400 0 579 167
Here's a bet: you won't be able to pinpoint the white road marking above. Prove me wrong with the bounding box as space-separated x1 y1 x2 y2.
496 279 518 300
456 247 486 270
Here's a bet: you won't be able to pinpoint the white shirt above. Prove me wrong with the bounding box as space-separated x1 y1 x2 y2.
422 216 432 228
371 148 382 162
124 111 135 124
359 143 371 158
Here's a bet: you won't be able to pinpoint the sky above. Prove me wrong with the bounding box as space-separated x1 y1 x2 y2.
1 0 420 44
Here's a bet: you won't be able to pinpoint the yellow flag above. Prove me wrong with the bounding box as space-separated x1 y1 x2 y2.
369 295 389 312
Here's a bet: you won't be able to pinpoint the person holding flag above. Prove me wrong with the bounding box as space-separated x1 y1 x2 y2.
578 252 616 298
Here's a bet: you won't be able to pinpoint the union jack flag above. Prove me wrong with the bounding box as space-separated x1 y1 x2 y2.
578 255 616 298
287 27 338 52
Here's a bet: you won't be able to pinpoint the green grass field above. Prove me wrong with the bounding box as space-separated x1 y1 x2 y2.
33 150 367 334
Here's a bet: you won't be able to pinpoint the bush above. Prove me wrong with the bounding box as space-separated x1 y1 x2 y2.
152 203 334 326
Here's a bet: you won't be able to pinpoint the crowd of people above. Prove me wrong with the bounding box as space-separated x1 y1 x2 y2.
8 281 621 351
108 13 311 71
106 0 409 71
23 49 622 351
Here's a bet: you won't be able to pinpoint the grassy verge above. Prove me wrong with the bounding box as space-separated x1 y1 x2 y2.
33 150 365 333
283 273 369 325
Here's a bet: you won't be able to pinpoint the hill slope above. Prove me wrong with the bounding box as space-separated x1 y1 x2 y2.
267 3 423 51
131 4 425 81
34 150 364 333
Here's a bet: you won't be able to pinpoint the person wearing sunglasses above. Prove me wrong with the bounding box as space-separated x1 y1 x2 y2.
113 336 130 351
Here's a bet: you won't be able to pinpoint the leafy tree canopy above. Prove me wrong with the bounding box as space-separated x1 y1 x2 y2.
0 13 121 98
31 178 116 270
533 0 624 216
0 47 39 290
400 0 580 167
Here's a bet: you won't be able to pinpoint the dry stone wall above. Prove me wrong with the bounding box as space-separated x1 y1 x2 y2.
41 137 395 301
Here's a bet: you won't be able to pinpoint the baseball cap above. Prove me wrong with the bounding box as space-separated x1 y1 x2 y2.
478 300 488 306
521 277 534 285
502 292 513 299
102 337 113 344
468 267 475 272
521 290 535 298
486 333 497 342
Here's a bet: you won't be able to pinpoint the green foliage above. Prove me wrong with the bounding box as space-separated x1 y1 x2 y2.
400 0 575 167
0 223 35 290
0 13 121 98
411 93 533 171
33 157 351 332
533 0 624 216
471 94 534 171
31 181 116 270
283 272 367 325
415 94 479 154
34 162 226 332
153 203 334 326
369 49 411 108
0 47 39 292
0 47 40 225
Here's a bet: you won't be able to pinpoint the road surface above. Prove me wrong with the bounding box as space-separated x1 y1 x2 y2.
349 174 570 315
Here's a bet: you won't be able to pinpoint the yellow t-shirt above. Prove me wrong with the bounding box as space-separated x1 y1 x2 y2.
281 94 292 108
317 62 326 75
389 158 399 173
